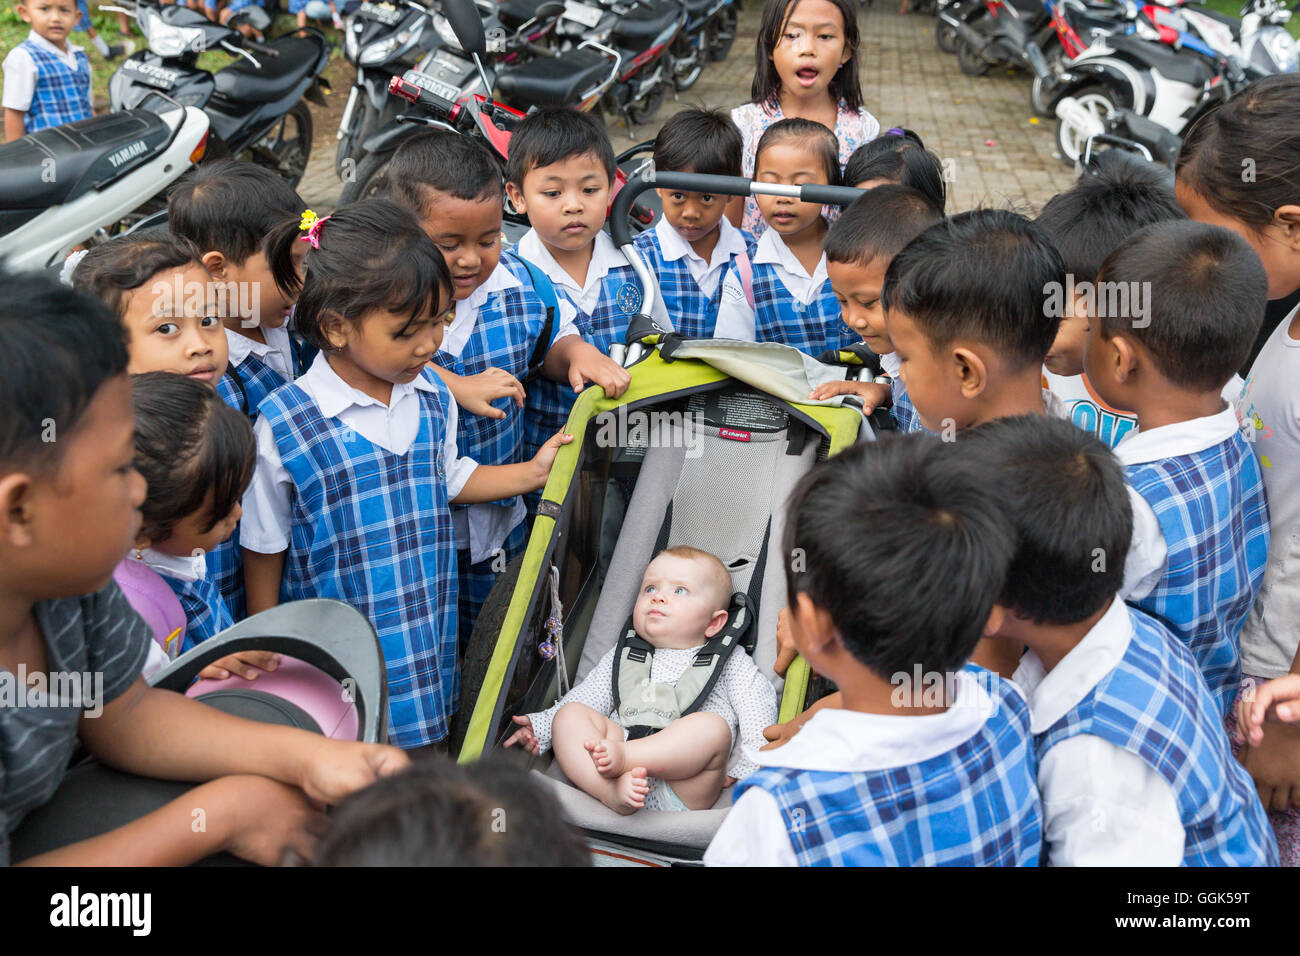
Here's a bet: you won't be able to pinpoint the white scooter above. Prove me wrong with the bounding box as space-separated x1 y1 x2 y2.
0 98 208 273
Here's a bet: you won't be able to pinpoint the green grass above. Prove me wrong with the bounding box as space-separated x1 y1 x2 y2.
1195 0 1300 38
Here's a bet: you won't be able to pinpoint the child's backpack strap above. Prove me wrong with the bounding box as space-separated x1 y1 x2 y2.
610 591 755 740
520 257 559 383
734 251 755 311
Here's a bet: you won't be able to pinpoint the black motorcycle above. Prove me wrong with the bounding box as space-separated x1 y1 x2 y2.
106 3 330 185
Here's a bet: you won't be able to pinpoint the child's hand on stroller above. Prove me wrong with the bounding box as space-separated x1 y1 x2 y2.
567 349 631 399
199 650 282 682
773 606 797 677
529 431 575 483
504 715 540 755
296 738 411 806
1237 674 1300 746
453 368 526 420
809 379 891 413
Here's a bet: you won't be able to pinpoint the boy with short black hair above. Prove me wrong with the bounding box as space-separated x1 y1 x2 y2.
881 209 1067 435
0 270 407 865
706 437 1042 866
2 0 92 139
1086 220 1270 718
962 415 1276 865
812 185 944 432
169 159 311 622
387 128 628 644
632 108 756 338
504 108 640 462
1034 153 1186 446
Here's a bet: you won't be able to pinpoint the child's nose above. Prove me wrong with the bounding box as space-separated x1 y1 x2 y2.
184 327 213 355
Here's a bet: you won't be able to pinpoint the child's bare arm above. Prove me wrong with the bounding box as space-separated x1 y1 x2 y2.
451 431 573 504
17 775 321 866
77 677 409 805
4 109 27 143
809 379 892 412
242 548 286 616
429 364 525 420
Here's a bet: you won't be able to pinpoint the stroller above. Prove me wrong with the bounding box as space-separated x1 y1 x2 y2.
453 171 877 865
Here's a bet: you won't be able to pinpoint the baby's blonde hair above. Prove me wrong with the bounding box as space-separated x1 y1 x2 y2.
654 546 733 610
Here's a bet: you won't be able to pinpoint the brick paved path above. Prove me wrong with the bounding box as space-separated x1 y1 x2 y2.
297 4 1077 213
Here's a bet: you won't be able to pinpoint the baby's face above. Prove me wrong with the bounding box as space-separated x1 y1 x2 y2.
632 554 728 650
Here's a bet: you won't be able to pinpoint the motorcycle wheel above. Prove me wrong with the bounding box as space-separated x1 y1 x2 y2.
243 101 313 187
335 97 369 180
1053 84 1118 166
956 35 991 76
338 149 394 206
626 77 669 126
707 5 738 62
935 18 958 54
672 34 705 91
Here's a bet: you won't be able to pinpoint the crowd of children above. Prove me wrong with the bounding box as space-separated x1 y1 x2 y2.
5 0 1300 867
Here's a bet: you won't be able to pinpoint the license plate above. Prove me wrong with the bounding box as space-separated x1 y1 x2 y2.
359 1 401 25
402 69 462 102
122 59 178 90
562 0 604 28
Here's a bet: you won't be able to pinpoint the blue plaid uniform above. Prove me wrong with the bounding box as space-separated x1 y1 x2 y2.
157 573 234 653
632 227 758 339
258 372 459 748
891 378 926 434
518 258 641 462
1125 434 1270 718
734 667 1042 866
1038 606 1277 865
750 262 857 357
19 40 92 133
210 346 302 623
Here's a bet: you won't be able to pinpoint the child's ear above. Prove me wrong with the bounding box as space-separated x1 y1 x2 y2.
0 472 37 549
1109 333 1139 383
983 604 1006 639
952 345 987 399
1275 205 1300 252
790 591 835 657
319 312 349 352
201 250 229 281
504 182 527 216
704 608 729 638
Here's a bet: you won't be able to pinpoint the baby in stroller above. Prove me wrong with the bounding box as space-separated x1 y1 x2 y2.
506 548 776 814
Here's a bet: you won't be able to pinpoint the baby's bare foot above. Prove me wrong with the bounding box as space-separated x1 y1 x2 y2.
585 737 628 779
606 767 650 815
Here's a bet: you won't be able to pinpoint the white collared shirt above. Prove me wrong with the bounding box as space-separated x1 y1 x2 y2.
712 227 830 343
513 228 622 324
652 215 749 299
240 352 476 554
1117 404 1242 601
436 256 577 561
140 547 209 584
1012 599 1184 866
225 325 294 380
704 670 998 867
2 30 85 113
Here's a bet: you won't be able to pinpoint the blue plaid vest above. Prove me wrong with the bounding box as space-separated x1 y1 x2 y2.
20 40 92 133
157 572 234 653
750 260 857 357
258 372 460 748
735 667 1043 866
1124 433 1270 718
518 256 641 461
891 378 926 434
632 227 758 339
1037 606 1278 866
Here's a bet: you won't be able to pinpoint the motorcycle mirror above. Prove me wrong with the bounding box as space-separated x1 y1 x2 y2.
441 0 487 58
533 0 567 19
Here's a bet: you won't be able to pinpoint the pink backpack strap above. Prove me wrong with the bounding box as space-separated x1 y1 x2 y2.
734 252 755 310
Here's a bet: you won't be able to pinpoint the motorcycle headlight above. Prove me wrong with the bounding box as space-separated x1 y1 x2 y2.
433 13 463 51
359 34 401 64
1264 30 1298 71
345 19 361 59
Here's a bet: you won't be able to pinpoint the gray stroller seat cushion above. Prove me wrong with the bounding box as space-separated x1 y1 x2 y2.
543 401 819 847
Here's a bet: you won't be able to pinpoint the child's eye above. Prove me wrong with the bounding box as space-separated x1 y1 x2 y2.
644 584 656 593
700 194 714 203
156 322 178 335
542 190 561 199
583 187 601 195
201 315 221 328
674 586 688 596
670 193 685 202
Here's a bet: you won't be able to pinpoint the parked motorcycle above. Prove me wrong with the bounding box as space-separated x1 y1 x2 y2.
0 104 210 272
104 3 330 186
946 0 1055 80
669 0 740 90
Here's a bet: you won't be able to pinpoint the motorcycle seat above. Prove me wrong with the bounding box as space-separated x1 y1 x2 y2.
495 45 613 110
498 0 546 30
212 33 326 104
613 1 683 45
1111 32 1215 86
680 0 717 19
0 109 172 210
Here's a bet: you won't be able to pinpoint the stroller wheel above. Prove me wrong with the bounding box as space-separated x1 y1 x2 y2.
450 553 525 755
